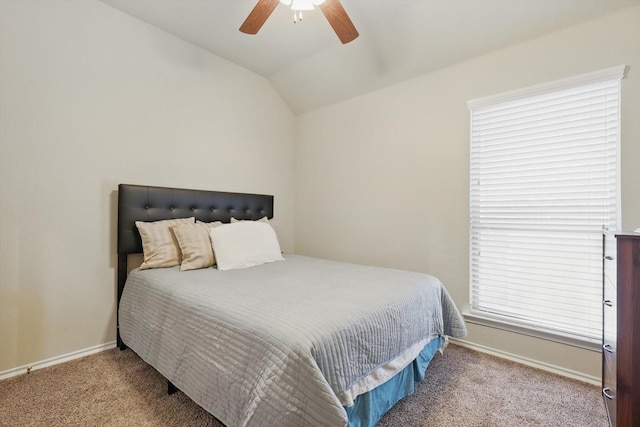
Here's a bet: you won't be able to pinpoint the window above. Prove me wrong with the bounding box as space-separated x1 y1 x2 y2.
467 66 626 348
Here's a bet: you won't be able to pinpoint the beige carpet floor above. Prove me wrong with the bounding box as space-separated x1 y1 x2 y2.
0 344 607 426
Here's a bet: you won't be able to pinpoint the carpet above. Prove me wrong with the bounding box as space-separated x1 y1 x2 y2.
0 344 607 426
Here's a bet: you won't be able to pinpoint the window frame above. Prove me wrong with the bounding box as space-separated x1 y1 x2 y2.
466 65 626 351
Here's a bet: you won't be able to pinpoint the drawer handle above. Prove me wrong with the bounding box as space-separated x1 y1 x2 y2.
603 344 615 354
604 256 614 260
603 388 615 400
603 300 613 307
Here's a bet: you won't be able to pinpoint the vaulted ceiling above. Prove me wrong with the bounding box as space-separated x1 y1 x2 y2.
100 0 638 114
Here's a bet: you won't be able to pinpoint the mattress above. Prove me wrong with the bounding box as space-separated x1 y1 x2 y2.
119 254 467 427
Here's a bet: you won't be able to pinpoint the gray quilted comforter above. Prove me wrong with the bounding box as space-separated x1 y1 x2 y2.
119 254 467 427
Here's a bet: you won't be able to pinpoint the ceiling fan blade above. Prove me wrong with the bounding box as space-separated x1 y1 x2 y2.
239 0 280 35
319 0 359 44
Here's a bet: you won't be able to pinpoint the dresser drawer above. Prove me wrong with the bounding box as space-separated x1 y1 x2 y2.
603 279 617 349
603 234 617 288
603 343 617 426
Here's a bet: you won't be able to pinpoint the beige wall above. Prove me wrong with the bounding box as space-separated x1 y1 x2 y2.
295 5 640 381
0 0 296 372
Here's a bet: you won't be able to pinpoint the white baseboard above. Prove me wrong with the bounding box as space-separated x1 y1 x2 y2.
0 339 600 386
0 341 117 381
449 338 600 386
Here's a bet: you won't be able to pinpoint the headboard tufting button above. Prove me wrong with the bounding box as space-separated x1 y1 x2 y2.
145 205 149 210
170 206 174 210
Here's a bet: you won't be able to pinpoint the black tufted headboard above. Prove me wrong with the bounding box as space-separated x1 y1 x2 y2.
117 184 274 256
116 183 274 348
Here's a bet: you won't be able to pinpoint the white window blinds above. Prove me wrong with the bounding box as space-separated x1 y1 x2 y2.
468 66 625 345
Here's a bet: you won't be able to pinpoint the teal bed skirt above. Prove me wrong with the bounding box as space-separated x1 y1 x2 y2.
345 336 444 427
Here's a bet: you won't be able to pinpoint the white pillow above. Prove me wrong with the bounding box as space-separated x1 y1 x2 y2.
231 216 276 230
231 216 279 242
210 221 284 271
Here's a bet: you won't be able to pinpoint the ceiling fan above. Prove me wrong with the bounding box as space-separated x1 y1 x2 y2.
239 0 359 44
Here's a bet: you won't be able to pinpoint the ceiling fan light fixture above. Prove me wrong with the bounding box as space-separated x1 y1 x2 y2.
241 0 358 44
279 0 325 10
280 0 326 23
291 0 313 11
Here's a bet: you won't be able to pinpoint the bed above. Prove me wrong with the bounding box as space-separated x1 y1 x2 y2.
116 183 467 427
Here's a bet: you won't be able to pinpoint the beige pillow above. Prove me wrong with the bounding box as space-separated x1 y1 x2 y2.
173 221 222 271
135 217 194 270
196 220 224 227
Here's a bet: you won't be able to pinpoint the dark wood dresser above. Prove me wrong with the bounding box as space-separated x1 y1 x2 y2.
602 232 640 427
